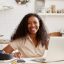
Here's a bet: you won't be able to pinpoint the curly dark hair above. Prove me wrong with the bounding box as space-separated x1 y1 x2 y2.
11 13 49 46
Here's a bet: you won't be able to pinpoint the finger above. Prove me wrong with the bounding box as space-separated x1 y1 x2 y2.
13 52 22 58
17 53 21 58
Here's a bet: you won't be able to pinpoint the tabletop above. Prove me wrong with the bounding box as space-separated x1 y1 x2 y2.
0 58 64 64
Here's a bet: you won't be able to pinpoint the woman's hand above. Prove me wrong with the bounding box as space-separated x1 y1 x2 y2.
13 52 24 58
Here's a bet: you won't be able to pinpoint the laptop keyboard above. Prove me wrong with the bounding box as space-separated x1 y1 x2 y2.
31 58 46 63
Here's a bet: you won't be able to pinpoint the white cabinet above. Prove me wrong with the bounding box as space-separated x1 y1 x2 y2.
35 0 64 16
35 0 45 14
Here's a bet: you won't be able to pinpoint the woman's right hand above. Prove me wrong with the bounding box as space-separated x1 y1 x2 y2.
13 52 24 58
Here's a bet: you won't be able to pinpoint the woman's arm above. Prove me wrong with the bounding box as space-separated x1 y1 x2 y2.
3 45 26 58
3 45 14 54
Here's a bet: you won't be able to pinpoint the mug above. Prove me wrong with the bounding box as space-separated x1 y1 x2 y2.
0 50 3 53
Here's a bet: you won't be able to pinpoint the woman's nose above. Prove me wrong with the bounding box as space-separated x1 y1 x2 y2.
31 23 35 27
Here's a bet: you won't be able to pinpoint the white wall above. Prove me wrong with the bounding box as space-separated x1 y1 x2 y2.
0 0 64 40
45 16 64 33
0 0 35 40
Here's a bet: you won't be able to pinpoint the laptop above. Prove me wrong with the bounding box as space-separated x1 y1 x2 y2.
31 37 64 63
46 37 64 62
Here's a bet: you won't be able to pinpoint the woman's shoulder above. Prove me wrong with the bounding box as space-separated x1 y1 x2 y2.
9 37 27 46
9 37 26 43
13 37 27 42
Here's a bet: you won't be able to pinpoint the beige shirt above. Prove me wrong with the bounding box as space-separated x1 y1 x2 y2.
9 36 45 58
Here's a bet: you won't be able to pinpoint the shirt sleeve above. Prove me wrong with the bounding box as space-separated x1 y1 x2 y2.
9 39 19 50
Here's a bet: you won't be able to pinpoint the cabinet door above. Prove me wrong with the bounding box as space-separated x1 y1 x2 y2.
35 0 45 13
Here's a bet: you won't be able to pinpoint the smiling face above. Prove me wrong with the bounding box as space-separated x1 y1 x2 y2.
27 16 40 35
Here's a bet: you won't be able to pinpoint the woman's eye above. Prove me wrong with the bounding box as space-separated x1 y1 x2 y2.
34 22 37 24
28 21 37 25
28 23 30 25
34 21 37 24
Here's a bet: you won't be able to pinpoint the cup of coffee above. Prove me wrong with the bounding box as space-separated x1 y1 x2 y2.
0 50 3 53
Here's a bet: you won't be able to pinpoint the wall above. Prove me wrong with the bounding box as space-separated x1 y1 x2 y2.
45 16 64 33
0 0 35 40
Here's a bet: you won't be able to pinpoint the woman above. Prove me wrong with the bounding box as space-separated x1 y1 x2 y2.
3 13 49 58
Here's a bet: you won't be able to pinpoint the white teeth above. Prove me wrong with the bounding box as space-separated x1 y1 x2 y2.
31 28 36 30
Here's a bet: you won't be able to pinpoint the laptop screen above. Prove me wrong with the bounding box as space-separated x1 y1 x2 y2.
46 37 64 61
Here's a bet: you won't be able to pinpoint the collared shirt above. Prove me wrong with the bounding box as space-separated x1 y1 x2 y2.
9 35 45 58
